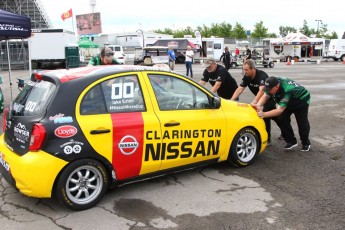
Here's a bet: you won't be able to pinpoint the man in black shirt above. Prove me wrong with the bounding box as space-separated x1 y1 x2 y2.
199 57 238 99
231 60 281 145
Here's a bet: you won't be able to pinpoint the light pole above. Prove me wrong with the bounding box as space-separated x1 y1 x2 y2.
136 29 145 48
315 19 322 33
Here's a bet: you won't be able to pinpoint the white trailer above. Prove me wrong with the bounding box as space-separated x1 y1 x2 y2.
29 29 79 69
326 39 345 61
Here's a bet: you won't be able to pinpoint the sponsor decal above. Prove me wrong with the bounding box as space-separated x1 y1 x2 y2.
14 123 30 143
55 125 77 138
13 103 24 113
118 135 139 156
59 139 84 155
0 152 10 172
145 129 222 161
49 113 73 124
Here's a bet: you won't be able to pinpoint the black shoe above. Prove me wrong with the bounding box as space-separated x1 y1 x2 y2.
284 142 298 150
301 145 311 152
278 134 284 140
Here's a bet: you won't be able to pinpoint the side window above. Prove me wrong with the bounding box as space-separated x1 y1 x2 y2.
214 43 221 49
101 75 146 113
80 85 107 115
148 74 210 111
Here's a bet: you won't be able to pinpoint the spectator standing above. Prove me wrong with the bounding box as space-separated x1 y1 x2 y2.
231 60 282 145
220 46 231 70
181 45 194 78
88 47 121 66
199 57 238 99
235 47 240 57
256 76 311 152
167 45 176 70
245 45 252 60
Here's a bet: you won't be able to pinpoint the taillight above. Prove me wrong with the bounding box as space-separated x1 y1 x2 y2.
2 108 8 132
29 123 46 151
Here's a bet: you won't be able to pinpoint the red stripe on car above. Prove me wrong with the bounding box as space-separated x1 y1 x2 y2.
111 112 144 180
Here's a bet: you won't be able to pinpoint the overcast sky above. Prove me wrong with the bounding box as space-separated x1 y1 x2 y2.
40 0 343 37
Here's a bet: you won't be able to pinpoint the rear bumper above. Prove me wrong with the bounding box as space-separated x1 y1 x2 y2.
0 135 67 198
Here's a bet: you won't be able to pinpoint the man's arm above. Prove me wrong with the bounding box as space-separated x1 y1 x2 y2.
199 80 206 85
211 81 222 94
231 86 245 100
258 106 285 118
252 85 265 105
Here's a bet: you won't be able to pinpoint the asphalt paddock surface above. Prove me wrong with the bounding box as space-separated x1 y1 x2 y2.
0 61 344 229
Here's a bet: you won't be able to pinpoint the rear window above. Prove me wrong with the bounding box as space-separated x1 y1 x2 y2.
11 80 56 116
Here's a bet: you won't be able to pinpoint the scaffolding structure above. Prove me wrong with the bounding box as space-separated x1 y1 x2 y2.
0 0 52 70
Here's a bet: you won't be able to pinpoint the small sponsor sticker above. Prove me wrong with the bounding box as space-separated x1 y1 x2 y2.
54 125 77 138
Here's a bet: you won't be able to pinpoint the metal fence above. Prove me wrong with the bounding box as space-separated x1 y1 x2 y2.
0 40 29 71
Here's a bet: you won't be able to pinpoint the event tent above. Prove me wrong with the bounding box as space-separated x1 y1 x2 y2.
0 9 31 99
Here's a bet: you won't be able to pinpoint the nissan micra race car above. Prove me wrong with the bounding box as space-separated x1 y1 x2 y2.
0 65 268 210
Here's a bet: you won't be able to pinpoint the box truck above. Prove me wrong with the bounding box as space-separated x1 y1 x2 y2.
29 29 80 69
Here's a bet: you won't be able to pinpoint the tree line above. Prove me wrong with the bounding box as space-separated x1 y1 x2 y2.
153 20 339 39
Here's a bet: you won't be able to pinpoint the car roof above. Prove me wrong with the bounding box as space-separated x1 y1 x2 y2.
37 65 173 83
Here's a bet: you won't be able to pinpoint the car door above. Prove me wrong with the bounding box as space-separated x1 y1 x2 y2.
144 73 228 170
76 73 162 181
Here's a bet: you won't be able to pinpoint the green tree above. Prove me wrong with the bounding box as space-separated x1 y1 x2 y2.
299 20 312 36
324 31 338 39
279 26 297 37
231 22 247 39
251 21 269 38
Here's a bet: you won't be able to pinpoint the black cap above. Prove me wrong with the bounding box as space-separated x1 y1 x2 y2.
264 76 279 92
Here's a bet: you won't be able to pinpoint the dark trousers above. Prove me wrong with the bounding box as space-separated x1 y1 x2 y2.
278 104 310 145
185 61 193 77
263 101 281 142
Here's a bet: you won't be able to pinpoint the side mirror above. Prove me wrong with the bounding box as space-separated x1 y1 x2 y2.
211 96 221 109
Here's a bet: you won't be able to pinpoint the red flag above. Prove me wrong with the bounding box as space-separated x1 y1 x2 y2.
61 9 73 21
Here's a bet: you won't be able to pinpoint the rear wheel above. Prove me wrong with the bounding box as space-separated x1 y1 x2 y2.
269 62 274 68
341 55 345 62
55 159 109 211
228 128 260 167
230 62 237 68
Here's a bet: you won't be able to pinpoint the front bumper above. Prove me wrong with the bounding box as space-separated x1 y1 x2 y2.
0 135 67 198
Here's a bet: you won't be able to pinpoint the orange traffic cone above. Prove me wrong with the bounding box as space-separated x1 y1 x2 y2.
286 57 291 65
343 58 345 64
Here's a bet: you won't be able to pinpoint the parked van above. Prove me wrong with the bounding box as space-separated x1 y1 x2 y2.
326 39 345 61
106 45 126 64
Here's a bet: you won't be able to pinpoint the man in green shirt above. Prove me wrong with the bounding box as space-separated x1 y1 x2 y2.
88 47 121 66
255 76 311 152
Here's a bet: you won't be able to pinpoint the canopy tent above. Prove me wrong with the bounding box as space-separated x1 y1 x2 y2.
0 9 31 100
78 37 100 48
271 32 323 45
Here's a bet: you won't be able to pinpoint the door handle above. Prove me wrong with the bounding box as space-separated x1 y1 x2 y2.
90 129 111 134
164 122 180 127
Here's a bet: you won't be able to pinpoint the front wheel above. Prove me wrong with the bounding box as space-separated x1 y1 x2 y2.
269 62 274 68
230 62 237 68
228 128 260 167
55 159 109 211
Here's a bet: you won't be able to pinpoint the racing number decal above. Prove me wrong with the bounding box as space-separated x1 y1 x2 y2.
111 82 134 99
111 112 144 180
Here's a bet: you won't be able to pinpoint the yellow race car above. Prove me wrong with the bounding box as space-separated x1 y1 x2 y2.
0 65 267 210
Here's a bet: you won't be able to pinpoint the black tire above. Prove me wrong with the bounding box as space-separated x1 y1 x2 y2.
333 58 339 61
228 127 260 167
230 62 237 68
269 62 274 68
263 65 268 68
341 55 345 62
55 159 109 211
176 56 185 63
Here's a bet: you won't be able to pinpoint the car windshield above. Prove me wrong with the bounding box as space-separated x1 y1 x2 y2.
11 80 56 116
